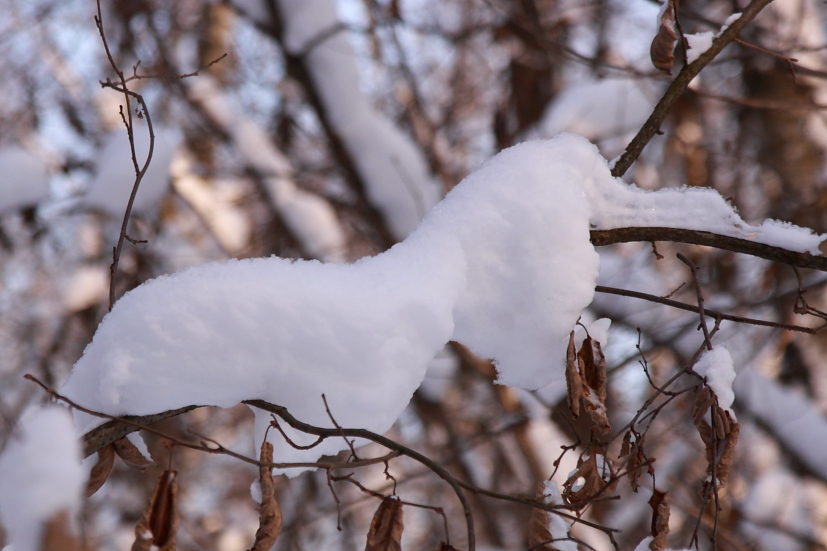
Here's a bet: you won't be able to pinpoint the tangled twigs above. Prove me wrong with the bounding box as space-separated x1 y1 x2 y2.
610 0 777 177
24 374 398 471
245 399 477 551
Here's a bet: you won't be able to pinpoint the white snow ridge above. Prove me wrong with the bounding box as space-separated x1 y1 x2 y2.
59 132 820 470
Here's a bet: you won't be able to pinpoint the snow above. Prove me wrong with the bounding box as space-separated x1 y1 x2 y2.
83 124 178 216
633 536 692 551
540 481 578 551
685 32 715 64
277 0 442 240
59 132 824 470
694 346 736 414
0 406 84 551
0 146 50 213
583 167 826 254
720 13 742 34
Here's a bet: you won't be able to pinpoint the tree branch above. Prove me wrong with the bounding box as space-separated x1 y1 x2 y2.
611 0 777 177
590 227 827 271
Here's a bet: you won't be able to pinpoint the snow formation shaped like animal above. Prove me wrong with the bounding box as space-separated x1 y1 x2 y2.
61 132 822 467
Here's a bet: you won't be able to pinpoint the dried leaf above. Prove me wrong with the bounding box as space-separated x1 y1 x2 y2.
41 509 81 551
435 543 459 551
365 497 404 551
85 443 115 498
692 385 714 426
565 332 582 418
528 483 554 550
619 433 647 493
578 336 610 435
693 386 740 490
114 436 153 471
650 0 679 74
563 446 616 508
648 490 670 551
578 336 607 404
716 414 740 488
620 431 632 458
132 470 178 551
249 442 283 551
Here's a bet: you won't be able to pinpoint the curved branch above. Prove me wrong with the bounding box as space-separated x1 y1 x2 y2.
244 399 477 551
611 0 777 177
590 227 827 271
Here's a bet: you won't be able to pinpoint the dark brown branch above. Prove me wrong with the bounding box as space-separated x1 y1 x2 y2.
595 285 815 334
590 227 827 272
677 253 714 350
244 399 477 551
611 0 777 177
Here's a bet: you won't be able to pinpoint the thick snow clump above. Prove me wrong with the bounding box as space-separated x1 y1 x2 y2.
60 132 823 468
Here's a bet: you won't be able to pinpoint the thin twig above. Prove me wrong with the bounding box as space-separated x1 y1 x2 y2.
95 0 155 310
677 253 713 351
595 285 816 334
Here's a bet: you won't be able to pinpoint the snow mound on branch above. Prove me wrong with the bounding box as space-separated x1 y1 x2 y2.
0 406 83 551
584 161 825 254
60 132 822 469
695 346 736 415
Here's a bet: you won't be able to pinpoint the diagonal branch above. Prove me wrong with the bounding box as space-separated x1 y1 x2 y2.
611 0 777 177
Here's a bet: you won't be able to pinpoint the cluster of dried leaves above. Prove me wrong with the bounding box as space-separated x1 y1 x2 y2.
692 384 740 492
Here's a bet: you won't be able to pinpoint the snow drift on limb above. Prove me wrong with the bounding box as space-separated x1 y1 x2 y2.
60 132 823 469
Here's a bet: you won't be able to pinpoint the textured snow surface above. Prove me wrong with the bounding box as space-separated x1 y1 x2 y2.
585 170 825 254
0 406 83 551
685 32 715 64
694 346 736 414
61 132 823 468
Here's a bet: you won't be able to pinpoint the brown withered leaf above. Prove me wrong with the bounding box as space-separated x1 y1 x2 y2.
132 470 179 551
650 0 679 74
114 436 153 471
648 490 670 551
563 446 617 508
434 543 459 551
41 509 82 551
578 336 607 404
565 332 583 418
716 413 740 489
578 336 610 435
619 432 648 493
692 385 715 426
249 441 283 551
365 497 404 551
85 443 115 497
692 386 740 490
528 483 554 550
